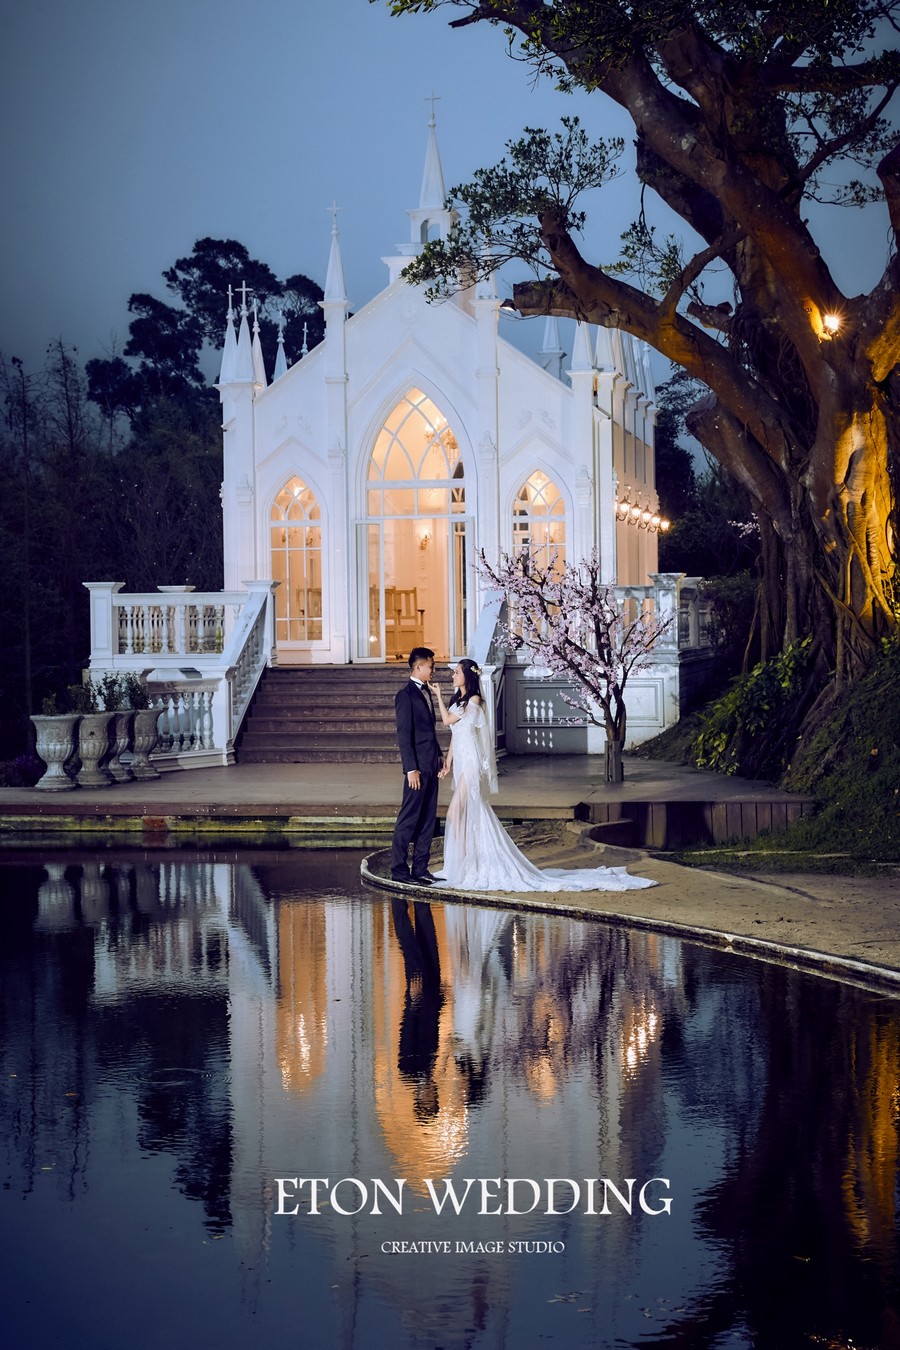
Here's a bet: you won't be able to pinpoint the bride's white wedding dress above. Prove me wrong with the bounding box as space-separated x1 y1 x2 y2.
436 701 656 894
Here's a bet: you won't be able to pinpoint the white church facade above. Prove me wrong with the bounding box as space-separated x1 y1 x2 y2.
216 116 662 668
85 117 699 766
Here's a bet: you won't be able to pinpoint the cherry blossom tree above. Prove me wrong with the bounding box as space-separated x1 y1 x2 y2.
478 548 673 780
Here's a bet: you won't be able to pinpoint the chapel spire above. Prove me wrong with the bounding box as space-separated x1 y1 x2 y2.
418 95 446 211
539 315 565 381
273 311 289 380
406 101 458 252
231 281 255 384
251 298 268 389
569 320 595 375
323 203 348 308
217 284 238 385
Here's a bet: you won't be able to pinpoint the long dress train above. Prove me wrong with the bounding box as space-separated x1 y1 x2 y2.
436 701 656 893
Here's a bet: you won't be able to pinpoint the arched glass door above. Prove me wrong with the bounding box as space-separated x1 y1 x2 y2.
270 476 323 645
355 389 470 661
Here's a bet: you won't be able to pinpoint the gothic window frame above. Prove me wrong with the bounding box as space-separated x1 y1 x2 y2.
366 387 465 518
511 469 567 572
270 475 324 643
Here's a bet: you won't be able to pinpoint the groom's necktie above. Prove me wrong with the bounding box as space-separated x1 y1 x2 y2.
417 682 436 723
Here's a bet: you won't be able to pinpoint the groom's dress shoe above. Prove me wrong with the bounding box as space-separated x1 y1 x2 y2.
413 871 437 884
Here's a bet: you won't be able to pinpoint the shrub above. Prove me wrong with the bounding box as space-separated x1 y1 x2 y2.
691 638 812 780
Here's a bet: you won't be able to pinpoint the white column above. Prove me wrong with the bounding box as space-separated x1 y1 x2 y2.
322 310 349 665
473 280 501 614
221 384 256 591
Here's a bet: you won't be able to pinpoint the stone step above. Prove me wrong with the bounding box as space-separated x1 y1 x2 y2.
245 703 396 720
238 747 402 764
237 666 453 766
248 702 399 712
265 667 409 683
237 664 447 765
242 729 402 749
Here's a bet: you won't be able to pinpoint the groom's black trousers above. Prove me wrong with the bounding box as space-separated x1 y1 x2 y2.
391 770 440 879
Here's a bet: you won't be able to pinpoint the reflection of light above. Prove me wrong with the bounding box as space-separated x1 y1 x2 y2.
621 1005 660 1077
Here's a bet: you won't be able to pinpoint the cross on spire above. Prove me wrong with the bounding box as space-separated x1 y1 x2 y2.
425 91 440 125
328 200 343 233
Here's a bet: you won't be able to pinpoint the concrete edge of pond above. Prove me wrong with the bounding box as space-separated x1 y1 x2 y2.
361 842 900 999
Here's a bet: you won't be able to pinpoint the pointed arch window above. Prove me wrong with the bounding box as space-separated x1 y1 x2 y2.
512 471 566 571
271 476 323 641
367 388 464 516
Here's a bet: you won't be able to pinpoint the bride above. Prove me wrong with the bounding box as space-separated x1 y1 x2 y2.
429 660 656 893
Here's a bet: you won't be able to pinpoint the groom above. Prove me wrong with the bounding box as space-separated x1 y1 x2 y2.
391 647 443 885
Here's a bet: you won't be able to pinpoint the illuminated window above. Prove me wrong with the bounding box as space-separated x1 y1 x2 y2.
368 389 464 515
512 471 566 571
270 477 323 641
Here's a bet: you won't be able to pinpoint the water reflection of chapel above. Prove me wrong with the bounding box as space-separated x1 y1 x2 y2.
217 115 660 667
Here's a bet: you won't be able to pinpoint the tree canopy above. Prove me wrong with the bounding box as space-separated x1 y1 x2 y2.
0 237 326 757
86 238 324 422
383 0 900 684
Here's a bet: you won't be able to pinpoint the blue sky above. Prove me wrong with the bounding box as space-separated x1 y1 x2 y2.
0 0 892 375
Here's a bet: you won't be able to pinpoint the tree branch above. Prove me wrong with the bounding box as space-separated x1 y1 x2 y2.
516 218 804 471
658 225 746 323
788 84 899 202
877 137 900 240
758 53 900 95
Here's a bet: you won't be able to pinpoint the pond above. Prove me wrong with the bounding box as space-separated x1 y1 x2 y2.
1 850 898 1350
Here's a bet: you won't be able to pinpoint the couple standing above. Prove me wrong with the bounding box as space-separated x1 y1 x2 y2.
390 647 656 895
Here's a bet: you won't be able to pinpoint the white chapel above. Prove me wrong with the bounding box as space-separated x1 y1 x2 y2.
215 115 661 669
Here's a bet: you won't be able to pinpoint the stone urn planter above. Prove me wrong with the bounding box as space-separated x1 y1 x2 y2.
106 710 136 782
76 711 115 787
30 713 81 791
130 706 162 780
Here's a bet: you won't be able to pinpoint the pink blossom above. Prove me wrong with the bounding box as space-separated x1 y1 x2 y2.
477 548 673 743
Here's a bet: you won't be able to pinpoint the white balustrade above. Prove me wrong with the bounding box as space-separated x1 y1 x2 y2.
89 586 246 662
85 580 278 770
151 684 217 755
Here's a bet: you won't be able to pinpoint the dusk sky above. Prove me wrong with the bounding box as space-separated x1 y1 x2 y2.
1 0 893 377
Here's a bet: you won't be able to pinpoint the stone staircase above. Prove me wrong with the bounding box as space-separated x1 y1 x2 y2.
236 664 446 764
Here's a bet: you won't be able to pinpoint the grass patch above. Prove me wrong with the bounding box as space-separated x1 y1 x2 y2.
659 849 895 878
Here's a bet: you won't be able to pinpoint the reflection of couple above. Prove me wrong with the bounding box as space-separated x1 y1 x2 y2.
390 647 656 893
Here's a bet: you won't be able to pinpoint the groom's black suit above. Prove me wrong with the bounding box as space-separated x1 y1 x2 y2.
391 680 442 880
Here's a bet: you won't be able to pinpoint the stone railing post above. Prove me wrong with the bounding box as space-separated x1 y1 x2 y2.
84 582 125 666
242 579 280 665
648 572 683 651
